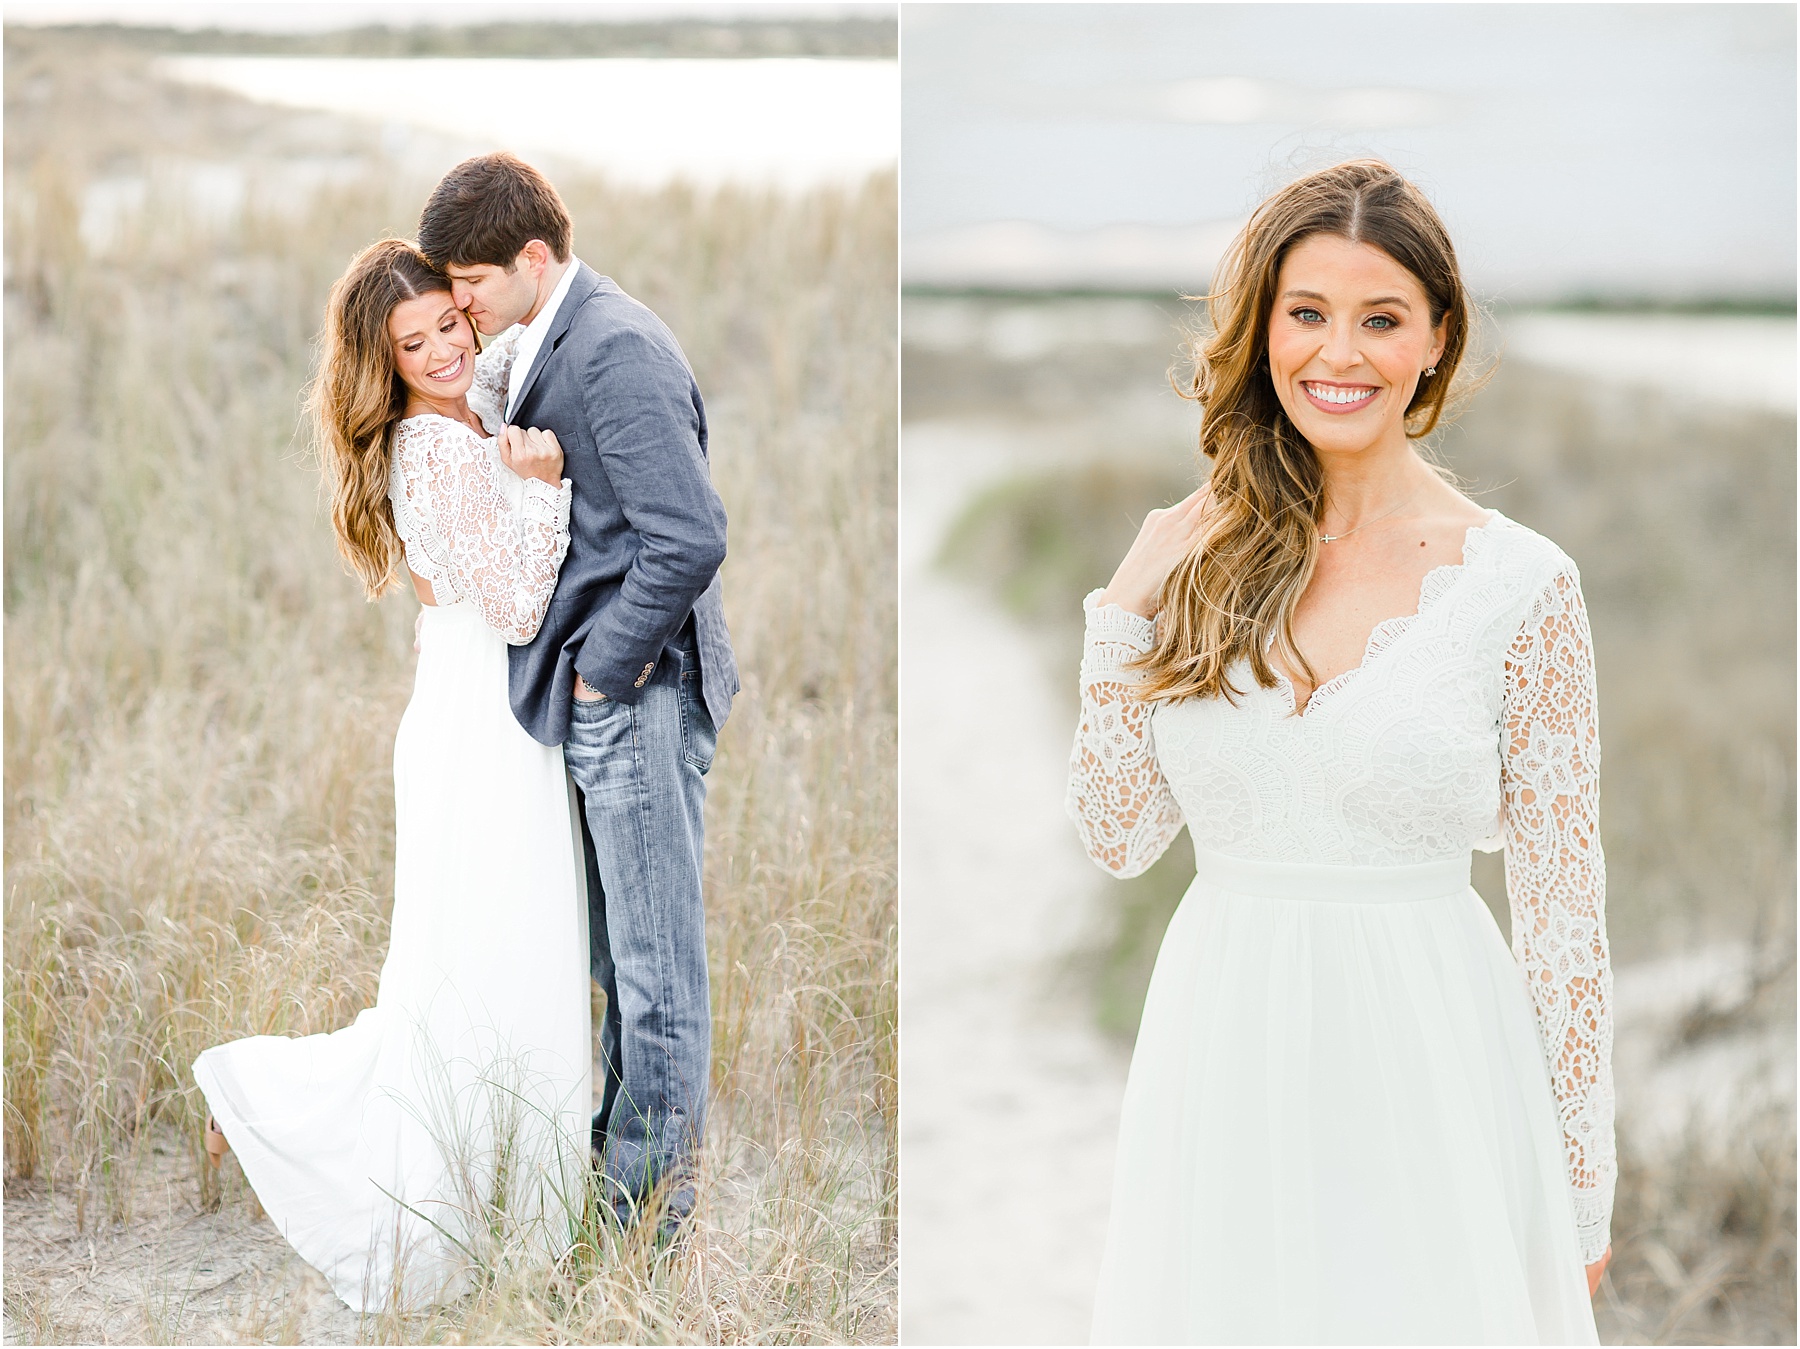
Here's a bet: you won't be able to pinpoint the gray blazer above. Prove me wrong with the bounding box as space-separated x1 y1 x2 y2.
506 263 738 746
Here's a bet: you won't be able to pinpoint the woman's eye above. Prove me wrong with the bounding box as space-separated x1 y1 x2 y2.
1292 307 1323 324
1365 314 1396 330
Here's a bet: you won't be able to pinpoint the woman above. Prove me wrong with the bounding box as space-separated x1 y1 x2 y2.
1069 161 1614 1344
193 239 591 1313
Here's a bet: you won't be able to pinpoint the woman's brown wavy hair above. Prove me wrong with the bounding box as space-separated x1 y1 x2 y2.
1132 158 1476 705
308 238 462 599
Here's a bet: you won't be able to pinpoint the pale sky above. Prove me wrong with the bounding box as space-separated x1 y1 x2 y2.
903 3 1796 300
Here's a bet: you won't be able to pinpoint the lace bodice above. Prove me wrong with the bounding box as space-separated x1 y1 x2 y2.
388 330 572 644
1067 511 1616 1264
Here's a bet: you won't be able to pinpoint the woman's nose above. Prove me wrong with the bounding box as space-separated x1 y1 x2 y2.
1320 321 1360 369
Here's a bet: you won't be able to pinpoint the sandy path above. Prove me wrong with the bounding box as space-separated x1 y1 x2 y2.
2 1146 362 1345
1 1060 616 1345
898 421 1130 1346
891 406 1796 1348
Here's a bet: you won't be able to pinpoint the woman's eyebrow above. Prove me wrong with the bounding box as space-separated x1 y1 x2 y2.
1280 288 1413 311
394 305 459 343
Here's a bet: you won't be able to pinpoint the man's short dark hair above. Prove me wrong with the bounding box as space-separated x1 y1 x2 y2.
418 152 573 270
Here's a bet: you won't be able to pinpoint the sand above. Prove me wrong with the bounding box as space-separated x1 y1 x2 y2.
898 420 1133 1345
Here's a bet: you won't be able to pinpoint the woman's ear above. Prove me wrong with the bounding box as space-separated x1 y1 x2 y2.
1427 313 1450 370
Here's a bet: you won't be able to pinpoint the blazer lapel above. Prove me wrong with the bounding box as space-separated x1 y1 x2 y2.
511 261 602 419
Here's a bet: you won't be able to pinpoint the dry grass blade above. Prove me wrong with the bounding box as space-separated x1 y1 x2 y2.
4 25 895 1345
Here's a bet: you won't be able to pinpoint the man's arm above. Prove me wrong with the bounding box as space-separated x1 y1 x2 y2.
573 324 727 701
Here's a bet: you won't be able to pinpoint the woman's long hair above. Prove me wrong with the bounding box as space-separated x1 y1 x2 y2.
1132 159 1477 704
308 238 456 599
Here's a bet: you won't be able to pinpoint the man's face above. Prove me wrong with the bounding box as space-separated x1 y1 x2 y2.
445 251 539 335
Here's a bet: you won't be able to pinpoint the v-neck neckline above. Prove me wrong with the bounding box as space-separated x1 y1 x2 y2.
1272 511 1500 720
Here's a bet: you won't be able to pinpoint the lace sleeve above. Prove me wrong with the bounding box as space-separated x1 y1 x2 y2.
1067 589 1187 878
1501 564 1615 1266
393 417 571 645
468 326 523 435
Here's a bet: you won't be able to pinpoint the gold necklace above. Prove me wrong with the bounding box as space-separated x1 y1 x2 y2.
1317 491 1416 544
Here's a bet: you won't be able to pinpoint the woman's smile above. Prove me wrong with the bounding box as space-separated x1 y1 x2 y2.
388 294 479 404
425 352 466 382
1299 379 1380 414
1265 234 1447 458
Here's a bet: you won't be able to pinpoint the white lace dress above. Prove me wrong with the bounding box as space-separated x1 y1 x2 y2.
1069 511 1613 1345
194 332 592 1312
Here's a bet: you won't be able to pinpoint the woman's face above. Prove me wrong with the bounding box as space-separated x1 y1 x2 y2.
1264 233 1447 459
387 292 478 403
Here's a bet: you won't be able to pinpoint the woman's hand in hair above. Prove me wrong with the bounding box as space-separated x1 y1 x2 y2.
1098 484 1212 620
499 425 565 486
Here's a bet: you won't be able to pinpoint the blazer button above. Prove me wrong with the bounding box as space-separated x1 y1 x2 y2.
634 661 654 688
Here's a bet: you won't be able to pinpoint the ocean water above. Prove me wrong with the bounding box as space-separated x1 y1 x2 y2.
1501 312 1795 416
902 294 1797 417
162 55 898 189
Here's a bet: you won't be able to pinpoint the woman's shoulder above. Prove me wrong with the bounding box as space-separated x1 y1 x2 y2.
479 323 525 359
390 413 494 483
393 411 491 448
1466 509 1586 612
1475 510 1578 571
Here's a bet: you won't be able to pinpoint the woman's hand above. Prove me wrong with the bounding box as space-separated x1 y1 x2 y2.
1098 484 1212 619
499 425 564 486
1586 1245 1611 1297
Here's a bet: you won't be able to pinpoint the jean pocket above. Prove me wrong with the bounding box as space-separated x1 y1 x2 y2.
679 673 716 774
571 690 616 722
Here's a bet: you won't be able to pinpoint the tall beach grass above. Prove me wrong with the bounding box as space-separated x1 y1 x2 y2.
4 27 895 1343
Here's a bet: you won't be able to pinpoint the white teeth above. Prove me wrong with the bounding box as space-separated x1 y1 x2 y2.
427 353 464 381
1305 382 1375 405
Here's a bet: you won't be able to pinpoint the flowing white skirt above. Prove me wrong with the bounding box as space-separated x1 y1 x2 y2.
195 601 592 1312
1090 851 1599 1346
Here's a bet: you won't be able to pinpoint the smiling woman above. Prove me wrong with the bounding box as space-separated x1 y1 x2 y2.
390 297 480 409
194 235 587 1313
1070 160 1616 1344
1112 162 1481 709
3 14 899 1339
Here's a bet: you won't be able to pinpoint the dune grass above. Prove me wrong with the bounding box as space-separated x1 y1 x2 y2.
4 27 895 1344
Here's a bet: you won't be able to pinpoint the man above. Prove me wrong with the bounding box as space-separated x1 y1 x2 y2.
418 152 736 1235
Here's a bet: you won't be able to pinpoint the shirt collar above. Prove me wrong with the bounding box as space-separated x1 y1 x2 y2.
521 256 581 347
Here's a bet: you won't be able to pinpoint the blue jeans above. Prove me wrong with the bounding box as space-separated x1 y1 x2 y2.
563 636 715 1227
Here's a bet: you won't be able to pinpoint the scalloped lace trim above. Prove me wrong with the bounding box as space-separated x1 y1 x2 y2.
1065 513 1614 1256
1278 512 1500 718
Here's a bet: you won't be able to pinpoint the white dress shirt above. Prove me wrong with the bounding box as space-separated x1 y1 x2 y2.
504 257 582 422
